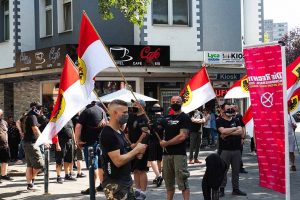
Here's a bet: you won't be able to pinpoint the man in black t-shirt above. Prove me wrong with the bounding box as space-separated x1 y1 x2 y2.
127 99 149 199
54 120 76 183
23 102 45 191
100 99 147 200
217 103 246 197
75 102 107 194
160 96 191 200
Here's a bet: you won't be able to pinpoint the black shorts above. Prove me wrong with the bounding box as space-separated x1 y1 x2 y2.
0 147 10 163
148 142 163 161
55 140 74 165
131 149 149 171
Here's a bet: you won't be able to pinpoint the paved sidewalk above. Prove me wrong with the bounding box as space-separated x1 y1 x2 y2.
0 139 298 200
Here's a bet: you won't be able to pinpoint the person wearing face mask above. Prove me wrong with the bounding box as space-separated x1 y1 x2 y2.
217 103 246 197
100 99 147 200
23 102 45 191
160 96 191 200
148 103 166 187
127 99 149 200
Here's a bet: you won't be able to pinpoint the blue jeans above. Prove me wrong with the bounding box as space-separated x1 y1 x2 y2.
17 140 25 160
83 143 99 169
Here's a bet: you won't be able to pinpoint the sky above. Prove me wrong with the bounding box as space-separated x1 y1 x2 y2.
264 0 300 30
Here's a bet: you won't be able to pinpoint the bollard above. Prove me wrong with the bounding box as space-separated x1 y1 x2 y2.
88 147 96 200
44 146 50 195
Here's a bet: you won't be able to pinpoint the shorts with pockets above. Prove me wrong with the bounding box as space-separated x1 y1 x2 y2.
162 155 190 191
23 141 44 169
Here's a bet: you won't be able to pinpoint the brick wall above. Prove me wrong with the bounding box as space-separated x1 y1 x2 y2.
14 80 40 120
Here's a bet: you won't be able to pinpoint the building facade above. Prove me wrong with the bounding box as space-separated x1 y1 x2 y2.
0 0 262 119
264 19 288 42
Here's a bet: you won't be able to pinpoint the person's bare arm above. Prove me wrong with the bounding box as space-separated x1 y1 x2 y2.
108 143 147 168
74 123 85 147
31 126 41 139
160 129 188 147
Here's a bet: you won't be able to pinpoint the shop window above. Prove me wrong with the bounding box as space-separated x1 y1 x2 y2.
4 0 9 41
94 81 136 97
41 82 59 118
152 0 189 26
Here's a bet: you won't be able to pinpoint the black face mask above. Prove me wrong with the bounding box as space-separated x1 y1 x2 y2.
171 103 181 112
224 108 235 116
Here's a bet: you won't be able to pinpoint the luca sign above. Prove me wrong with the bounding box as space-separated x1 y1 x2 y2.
205 52 244 64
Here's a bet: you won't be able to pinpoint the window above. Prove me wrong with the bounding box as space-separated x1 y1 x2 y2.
45 0 53 36
4 0 9 40
173 0 188 25
63 0 72 31
152 0 189 26
57 0 72 32
153 0 168 24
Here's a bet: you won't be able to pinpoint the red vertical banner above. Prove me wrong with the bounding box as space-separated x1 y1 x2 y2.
243 45 286 194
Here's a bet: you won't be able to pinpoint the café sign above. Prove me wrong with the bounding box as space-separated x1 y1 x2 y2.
16 44 170 72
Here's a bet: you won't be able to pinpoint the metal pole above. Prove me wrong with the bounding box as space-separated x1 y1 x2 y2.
88 147 96 200
44 146 49 194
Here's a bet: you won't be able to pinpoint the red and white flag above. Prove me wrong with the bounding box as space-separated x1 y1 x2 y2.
180 66 216 113
77 11 115 96
242 105 254 137
287 56 300 114
224 75 249 99
35 55 95 146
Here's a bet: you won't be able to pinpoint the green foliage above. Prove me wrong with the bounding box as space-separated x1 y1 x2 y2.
98 0 150 27
281 28 300 65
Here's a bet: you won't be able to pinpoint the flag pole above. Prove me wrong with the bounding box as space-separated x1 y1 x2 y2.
92 90 109 113
82 11 165 147
82 11 148 118
281 44 290 200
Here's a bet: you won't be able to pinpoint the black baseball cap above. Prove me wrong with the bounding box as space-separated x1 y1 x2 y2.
30 102 43 108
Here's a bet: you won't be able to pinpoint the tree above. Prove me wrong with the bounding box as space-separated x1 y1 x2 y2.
281 28 300 65
98 0 150 27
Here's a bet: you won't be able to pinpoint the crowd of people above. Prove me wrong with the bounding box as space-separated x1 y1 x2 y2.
0 95 275 200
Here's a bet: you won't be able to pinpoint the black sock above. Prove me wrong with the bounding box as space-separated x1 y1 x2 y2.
32 179 35 184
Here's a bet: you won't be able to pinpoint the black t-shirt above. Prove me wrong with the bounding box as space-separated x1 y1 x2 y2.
217 117 242 151
100 126 132 187
79 105 106 145
57 120 73 142
127 114 149 144
149 115 167 144
164 112 191 155
24 111 40 143
234 114 245 127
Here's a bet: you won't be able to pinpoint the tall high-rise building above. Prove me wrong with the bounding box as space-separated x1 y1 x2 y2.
264 19 288 42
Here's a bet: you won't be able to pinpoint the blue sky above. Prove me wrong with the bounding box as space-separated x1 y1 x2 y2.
264 0 300 30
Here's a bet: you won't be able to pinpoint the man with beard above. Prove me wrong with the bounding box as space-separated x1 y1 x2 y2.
100 99 147 200
217 103 246 197
127 99 149 200
160 96 191 200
